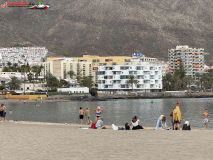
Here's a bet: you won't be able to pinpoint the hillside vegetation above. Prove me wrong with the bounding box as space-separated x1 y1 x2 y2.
1 0 213 64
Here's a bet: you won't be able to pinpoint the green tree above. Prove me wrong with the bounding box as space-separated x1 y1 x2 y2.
7 61 12 68
89 88 97 96
7 76 21 90
0 86 5 90
46 75 59 89
59 79 71 88
67 70 75 79
2 67 9 72
80 76 93 88
27 73 33 82
125 75 138 91
162 73 174 91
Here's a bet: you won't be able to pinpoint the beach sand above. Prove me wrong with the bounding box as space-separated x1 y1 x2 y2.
0 121 213 160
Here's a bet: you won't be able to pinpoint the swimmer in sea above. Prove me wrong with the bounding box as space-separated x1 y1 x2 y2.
93 106 104 124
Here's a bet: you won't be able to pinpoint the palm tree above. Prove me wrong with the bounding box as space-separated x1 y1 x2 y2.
7 76 21 90
67 70 75 79
125 75 138 91
21 65 28 94
27 73 33 82
7 61 12 68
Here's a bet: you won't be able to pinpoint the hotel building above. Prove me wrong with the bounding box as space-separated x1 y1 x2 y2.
98 63 162 92
168 45 204 80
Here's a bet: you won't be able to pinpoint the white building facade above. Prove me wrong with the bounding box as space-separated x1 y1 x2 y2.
0 47 48 68
98 63 162 92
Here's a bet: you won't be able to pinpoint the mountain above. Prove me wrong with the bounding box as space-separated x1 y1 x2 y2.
1 0 213 64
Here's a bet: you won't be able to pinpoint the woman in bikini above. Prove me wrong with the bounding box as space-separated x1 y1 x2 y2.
93 106 103 124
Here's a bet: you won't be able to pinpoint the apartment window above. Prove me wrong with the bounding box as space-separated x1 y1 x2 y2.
124 59 131 62
93 67 98 70
89 64 91 67
92 59 97 62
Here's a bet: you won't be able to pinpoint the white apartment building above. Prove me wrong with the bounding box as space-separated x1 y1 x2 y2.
131 52 167 76
0 47 48 68
168 45 204 80
41 58 95 81
98 63 162 92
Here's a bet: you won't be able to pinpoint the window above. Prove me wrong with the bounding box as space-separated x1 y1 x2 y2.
92 59 97 62
124 59 131 62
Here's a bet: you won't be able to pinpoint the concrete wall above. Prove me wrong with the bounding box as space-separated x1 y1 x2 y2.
0 94 46 100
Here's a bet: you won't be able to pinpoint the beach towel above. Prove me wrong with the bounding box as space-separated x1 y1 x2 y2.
173 106 181 122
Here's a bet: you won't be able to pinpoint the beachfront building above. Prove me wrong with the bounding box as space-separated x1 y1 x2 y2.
46 55 131 85
41 58 93 81
20 83 47 91
130 52 167 76
57 87 89 93
0 47 48 68
98 63 162 92
168 45 204 80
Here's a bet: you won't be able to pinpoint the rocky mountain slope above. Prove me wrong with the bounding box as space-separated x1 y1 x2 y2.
1 0 213 64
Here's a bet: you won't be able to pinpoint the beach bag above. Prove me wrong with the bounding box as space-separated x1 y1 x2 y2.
125 123 130 130
91 123 96 129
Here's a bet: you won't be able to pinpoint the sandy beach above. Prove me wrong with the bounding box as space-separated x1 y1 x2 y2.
0 121 213 160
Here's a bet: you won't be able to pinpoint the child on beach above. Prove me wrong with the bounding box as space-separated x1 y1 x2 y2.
201 109 209 129
79 107 84 125
173 106 181 130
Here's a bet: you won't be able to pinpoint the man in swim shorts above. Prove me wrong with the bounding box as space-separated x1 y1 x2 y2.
85 108 91 125
79 107 84 125
201 109 209 129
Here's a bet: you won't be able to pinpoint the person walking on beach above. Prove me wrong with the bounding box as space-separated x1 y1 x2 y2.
173 106 182 130
79 107 84 125
85 108 91 125
201 109 209 129
93 106 103 124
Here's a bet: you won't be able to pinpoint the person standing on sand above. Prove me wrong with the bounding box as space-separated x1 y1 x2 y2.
93 106 103 124
173 106 181 130
79 107 84 125
0 104 3 119
2 104 6 122
85 108 91 125
201 109 209 129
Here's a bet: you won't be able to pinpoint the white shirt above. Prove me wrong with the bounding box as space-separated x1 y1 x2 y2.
132 119 139 127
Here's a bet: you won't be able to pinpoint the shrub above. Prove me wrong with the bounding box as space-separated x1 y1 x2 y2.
89 88 97 97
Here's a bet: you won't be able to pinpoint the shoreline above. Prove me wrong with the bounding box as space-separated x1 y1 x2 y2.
1 120 209 130
1 95 213 103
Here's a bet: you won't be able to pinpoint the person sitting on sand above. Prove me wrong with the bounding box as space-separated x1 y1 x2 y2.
182 121 191 130
95 118 106 129
93 106 103 124
155 115 168 130
173 106 182 130
127 116 143 130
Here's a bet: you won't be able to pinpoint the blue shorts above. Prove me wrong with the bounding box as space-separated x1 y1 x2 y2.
203 118 208 124
2 112 6 118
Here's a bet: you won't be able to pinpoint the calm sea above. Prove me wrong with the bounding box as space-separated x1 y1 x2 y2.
5 98 213 129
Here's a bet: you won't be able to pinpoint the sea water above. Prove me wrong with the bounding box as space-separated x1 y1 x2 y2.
5 98 213 129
